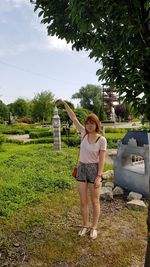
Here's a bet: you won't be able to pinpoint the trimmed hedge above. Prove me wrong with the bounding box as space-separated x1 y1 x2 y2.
61 127 76 135
2 129 25 135
27 137 54 144
105 127 128 133
29 130 52 138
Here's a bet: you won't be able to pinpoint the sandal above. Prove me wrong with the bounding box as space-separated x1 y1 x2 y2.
78 226 89 237
90 228 98 240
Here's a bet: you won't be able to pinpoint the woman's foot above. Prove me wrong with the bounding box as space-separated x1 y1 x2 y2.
78 226 89 236
90 228 97 239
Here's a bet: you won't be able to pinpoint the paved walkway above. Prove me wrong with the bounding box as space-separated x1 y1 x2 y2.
7 134 31 143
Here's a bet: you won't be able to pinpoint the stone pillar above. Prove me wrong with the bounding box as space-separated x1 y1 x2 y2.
52 106 61 150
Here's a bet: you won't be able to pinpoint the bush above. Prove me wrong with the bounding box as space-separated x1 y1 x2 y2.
5 138 24 145
17 117 33 124
61 127 76 135
105 127 127 133
61 136 80 146
27 137 54 144
2 129 25 135
0 134 5 150
29 130 52 138
107 139 118 149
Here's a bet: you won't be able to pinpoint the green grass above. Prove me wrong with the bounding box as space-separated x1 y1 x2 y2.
0 190 147 267
0 143 77 216
0 143 113 217
0 142 147 267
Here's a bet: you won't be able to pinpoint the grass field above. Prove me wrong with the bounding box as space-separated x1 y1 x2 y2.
0 142 147 267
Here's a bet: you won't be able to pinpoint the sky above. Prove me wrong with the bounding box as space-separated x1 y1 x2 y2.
0 0 101 106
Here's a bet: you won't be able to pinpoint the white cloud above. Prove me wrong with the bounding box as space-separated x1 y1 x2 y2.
47 36 72 51
0 41 46 58
30 17 72 52
0 0 30 12
0 36 72 58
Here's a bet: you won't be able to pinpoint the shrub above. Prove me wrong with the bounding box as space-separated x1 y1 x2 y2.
61 127 76 135
105 127 127 133
61 136 80 146
27 137 54 144
5 138 24 145
2 129 25 135
0 134 5 150
17 117 33 124
29 130 52 138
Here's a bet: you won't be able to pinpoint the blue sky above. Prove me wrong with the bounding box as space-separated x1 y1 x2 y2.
0 0 101 105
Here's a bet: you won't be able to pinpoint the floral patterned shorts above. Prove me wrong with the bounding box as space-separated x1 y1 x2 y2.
76 162 98 183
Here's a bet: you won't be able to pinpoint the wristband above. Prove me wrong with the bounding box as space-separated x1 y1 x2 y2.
97 174 102 177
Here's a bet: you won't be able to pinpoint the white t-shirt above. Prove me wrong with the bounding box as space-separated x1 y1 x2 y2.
79 128 107 163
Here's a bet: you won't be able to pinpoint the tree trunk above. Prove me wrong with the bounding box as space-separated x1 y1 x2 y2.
144 177 150 266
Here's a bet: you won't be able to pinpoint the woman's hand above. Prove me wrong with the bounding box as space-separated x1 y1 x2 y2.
55 99 65 105
94 176 102 188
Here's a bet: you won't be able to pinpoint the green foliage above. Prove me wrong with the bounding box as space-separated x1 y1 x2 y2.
61 127 77 135
57 100 75 126
62 136 80 146
11 98 28 118
31 0 150 120
105 132 126 148
74 108 90 124
29 130 52 138
105 133 125 140
105 127 128 133
0 143 76 216
5 139 24 145
0 100 9 121
27 137 54 144
58 106 90 127
0 134 5 151
2 129 25 135
31 90 54 122
72 84 104 118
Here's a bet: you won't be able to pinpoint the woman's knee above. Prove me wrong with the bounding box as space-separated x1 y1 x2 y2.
91 198 100 208
80 197 88 208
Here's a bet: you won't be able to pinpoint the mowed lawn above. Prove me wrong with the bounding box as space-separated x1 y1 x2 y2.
0 143 148 267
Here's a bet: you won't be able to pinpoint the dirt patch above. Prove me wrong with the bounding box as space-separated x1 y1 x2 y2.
0 196 147 267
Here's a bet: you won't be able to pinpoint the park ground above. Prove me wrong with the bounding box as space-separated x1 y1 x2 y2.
0 122 148 267
0 145 148 267
0 188 147 267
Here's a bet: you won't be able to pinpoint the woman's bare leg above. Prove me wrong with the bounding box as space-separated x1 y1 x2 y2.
88 183 101 229
77 181 89 226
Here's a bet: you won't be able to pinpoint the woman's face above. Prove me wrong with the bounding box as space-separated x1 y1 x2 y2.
85 119 97 133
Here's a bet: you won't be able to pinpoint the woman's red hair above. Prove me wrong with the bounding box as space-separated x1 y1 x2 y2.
84 113 102 133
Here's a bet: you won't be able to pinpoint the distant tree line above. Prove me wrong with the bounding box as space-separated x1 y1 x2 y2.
0 85 137 125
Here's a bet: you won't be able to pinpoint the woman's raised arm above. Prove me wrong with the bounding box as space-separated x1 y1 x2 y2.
56 99 84 132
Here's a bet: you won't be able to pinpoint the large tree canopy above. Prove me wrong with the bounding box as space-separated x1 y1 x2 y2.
72 84 104 119
31 0 150 119
31 90 54 122
11 98 28 118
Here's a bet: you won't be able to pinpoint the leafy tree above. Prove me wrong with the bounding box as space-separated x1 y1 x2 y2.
0 100 9 122
57 100 75 126
31 90 54 122
31 1 150 264
72 84 104 119
31 0 150 120
11 98 28 118
74 108 90 124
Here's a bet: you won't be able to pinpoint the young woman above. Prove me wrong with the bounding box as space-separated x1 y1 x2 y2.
56 99 107 239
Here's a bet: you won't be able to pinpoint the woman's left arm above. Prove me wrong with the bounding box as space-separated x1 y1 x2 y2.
97 150 106 177
95 150 106 187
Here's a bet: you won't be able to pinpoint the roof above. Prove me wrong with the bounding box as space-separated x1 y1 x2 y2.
122 130 149 147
